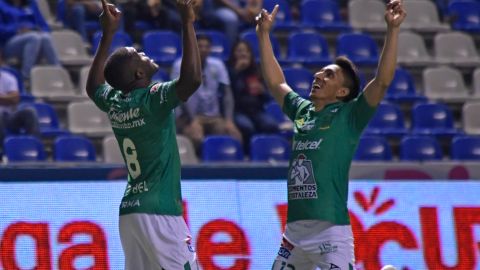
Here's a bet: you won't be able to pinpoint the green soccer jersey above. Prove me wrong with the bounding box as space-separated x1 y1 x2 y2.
93 80 183 216
283 91 376 225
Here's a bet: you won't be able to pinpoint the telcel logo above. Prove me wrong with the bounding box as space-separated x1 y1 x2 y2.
293 139 323 151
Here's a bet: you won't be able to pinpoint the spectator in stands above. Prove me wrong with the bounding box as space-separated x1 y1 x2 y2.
1 0 60 80
228 40 279 147
64 0 102 41
0 49 39 147
121 0 182 38
193 0 243 45
172 34 242 153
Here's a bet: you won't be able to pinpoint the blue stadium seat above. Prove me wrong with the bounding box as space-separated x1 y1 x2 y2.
202 135 244 162
451 135 480 160
18 102 70 138
197 30 230 61
400 135 443 161
448 1 480 33
56 0 100 34
54 135 96 162
287 32 332 68
4 135 46 162
91 31 133 54
0 67 34 102
412 103 461 138
386 68 427 103
142 31 181 65
284 67 313 98
364 102 408 138
336 33 379 66
354 136 392 161
240 30 282 61
134 20 155 31
301 0 351 32
263 0 298 31
250 134 290 161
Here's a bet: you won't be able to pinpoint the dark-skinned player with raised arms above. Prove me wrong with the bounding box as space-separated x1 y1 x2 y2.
86 0 202 268
255 1 406 269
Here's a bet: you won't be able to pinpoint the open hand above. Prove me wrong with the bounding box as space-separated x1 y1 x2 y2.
99 0 122 35
385 0 406 28
255 5 279 34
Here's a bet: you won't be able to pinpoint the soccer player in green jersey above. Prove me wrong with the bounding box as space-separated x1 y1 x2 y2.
256 1 406 269
86 0 201 269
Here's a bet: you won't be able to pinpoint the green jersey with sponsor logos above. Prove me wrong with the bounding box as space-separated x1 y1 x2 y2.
283 91 376 224
93 80 183 216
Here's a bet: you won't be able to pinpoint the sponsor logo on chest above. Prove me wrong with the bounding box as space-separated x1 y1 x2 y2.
108 107 146 129
293 138 323 151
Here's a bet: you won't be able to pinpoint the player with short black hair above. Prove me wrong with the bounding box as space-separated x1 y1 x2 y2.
255 0 406 268
86 0 202 268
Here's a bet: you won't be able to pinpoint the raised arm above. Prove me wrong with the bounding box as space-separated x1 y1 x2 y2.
85 0 121 99
255 5 292 107
175 0 202 102
363 0 406 106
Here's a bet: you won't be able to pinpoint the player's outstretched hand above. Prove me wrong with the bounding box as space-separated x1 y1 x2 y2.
99 0 122 34
177 0 196 24
385 0 406 28
255 5 279 34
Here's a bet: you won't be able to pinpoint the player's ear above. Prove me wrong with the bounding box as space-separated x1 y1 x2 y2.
135 68 145 79
337 87 349 98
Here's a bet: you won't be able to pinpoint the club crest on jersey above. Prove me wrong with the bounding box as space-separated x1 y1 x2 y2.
149 83 161 93
287 154 318 200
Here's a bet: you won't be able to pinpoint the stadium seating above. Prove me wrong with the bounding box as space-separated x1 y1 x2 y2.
36 0 63 29
400 135 443 161
177 135 199 165
197 30 230 61
202 135 244 162
240 29 282 61
3 135 47 162
336 33 379 66
463 101 480 135
56 0 100 34
354 135 393 161
301 0 351 32
364 102 408 138
250 134 290 161
402 0 450 32
434 31 480 67
91 31 133 55
102 135 123 163
451 135 480 160
286 32 332 68
397 31 435 67
51 30 93 66
423 66 470 101
18 102 70 137
448 0 480 33
262 0 298 31
411 102 461 138
386 67 426 103
142 31 181 66
473 68 480 98
54 135 96 162
67 101 112 136
283 67 313 98
30 66 82 100
348 0 386 32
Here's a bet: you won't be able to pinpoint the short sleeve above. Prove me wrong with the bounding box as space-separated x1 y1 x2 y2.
92 84 115 112
1 72 19 94
216 59 230 85
346 92 377 134
146 80 180 115
282 91 310 121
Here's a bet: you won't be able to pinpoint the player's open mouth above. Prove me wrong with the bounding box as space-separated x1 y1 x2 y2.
312 83 322 91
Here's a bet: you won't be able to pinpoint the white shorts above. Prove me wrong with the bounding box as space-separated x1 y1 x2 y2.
272 225 355 270
119 213 199 270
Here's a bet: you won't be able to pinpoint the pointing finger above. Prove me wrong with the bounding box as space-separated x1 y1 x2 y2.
271 4 279 19
100 0 108 10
